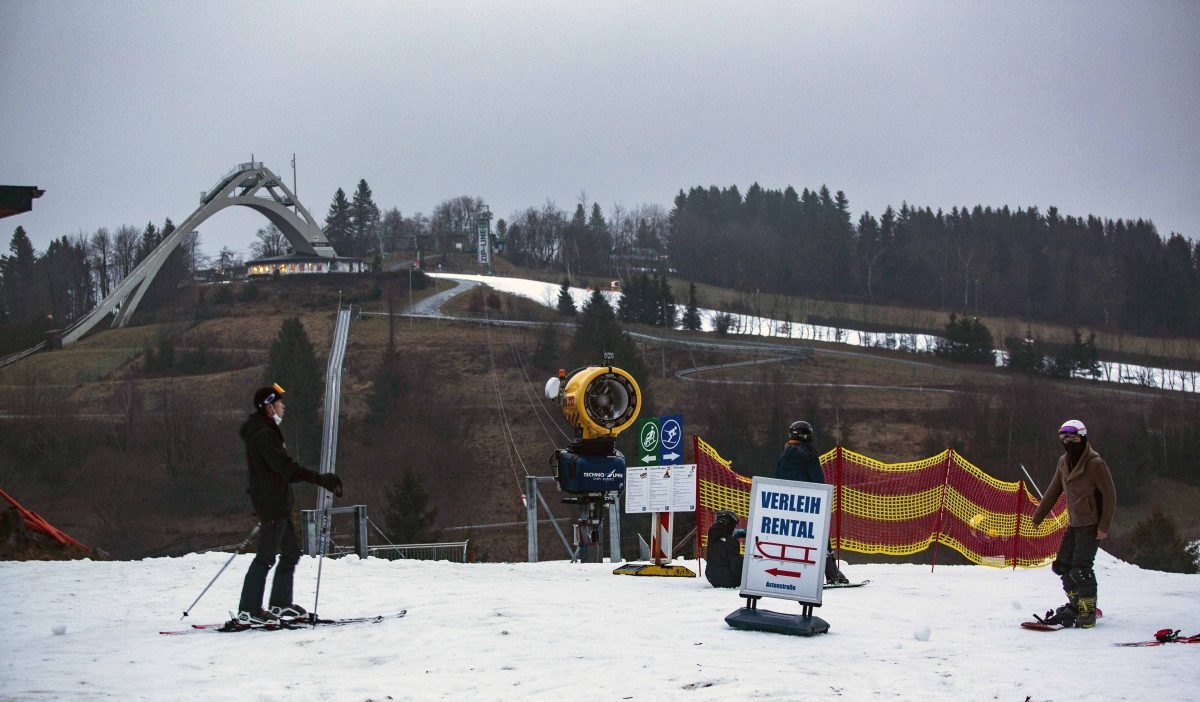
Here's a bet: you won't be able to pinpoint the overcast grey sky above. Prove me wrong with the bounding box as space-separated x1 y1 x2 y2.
2 1 1197 260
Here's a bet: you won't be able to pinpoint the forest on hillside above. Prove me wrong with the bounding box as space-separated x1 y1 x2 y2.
6 177 1197 361
667 184 1200 338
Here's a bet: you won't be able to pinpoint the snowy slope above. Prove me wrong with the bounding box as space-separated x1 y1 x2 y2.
2 551 1197 701
429 272 1200 394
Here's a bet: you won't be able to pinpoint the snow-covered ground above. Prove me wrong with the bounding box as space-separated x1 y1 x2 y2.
2 551 1196 701
431 273 1200 394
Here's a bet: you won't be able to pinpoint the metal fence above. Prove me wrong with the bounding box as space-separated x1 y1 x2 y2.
367 541 470 562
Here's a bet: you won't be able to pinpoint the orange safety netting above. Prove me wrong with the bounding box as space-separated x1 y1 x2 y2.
694 436 1066 569
0 486 90 553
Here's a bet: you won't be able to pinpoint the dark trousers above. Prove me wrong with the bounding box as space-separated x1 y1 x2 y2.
1052 525 1099 599
238 516 301 612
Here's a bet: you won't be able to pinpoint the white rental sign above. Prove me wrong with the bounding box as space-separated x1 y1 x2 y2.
739 476 833 606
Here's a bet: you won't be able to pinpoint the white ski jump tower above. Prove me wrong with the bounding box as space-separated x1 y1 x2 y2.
60 161 334 346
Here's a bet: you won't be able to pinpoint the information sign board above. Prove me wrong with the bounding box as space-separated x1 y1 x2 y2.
625 464 696 514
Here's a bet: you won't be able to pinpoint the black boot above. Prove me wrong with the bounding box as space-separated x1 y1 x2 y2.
1074 597 1097 628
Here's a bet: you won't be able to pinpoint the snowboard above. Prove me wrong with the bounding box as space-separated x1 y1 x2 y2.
823 579 869 589
1020 608 1103 631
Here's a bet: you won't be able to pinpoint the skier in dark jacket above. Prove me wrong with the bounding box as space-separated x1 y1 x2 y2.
1031 419 1116 629
704 510 745 588
235 383 342 626
776 420 848 585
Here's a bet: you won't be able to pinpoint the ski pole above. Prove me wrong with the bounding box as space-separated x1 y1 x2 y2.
310 488 334 625
1018 464 1044 499
181 523 260 620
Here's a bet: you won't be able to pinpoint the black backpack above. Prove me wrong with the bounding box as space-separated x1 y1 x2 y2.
704 519 743 588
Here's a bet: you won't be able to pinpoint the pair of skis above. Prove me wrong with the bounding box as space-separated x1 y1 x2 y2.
1113 629 1200 648
160 609 406 635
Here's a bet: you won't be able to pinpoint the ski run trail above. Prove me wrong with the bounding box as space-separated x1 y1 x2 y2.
2 550 1197 701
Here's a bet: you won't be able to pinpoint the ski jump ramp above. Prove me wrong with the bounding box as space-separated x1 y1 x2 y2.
60 161 334 347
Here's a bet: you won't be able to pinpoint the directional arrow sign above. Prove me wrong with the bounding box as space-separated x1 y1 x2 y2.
662 452 680 462
765 568 804 579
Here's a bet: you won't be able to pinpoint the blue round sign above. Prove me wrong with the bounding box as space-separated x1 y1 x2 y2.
660 418 682 450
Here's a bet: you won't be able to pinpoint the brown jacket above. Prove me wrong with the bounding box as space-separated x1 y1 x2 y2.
1031 444 1117 533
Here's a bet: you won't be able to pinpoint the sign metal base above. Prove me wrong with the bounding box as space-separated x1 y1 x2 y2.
725 607 830 637
724 597 829 637
612 563 697 577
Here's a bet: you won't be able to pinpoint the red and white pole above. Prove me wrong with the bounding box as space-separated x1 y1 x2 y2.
650 511 674 565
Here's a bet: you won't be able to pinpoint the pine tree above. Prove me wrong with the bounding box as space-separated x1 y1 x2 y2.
1004 326 1045 374
532 322 560 370
3 227 37 322
636 274 656 325
367 351 402 425
266 318 323 465
586 203 611 275
562 204 587 277
570 289 651 404
350 179 381 257
1071 329 1102 378
136 222 160 264
681 281 702 331
573 289 621 364
656 275 677 328
383 470 438 543
556 278 576 316
325 188 353 256
617 278 637 323
934 313 995 365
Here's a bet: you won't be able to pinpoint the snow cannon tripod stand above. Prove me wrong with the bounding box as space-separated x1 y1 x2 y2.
544 356 642 563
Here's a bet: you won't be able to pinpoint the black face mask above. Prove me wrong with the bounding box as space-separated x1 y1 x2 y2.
1062 439 1086 459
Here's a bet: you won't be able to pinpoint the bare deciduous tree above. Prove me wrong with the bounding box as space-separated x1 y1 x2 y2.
89 227 113 298
431 196 487 254
251 223 288 259
112 225 140 283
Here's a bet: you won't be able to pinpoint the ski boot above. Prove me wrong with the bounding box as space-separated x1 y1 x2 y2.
236 608 282 627
826 570 850 585
270 603 308 622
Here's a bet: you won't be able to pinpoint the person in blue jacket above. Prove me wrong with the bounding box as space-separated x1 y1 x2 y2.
776 420 849 584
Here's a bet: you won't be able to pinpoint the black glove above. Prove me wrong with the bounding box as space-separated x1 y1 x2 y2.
314 473 343 497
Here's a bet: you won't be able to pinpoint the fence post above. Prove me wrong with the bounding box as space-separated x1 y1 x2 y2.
834 445 844 563
607 496 621 563
355 505 368 559
526 475 538 563
1011 481 1025 570
930 449 954 572
694 435 703 578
